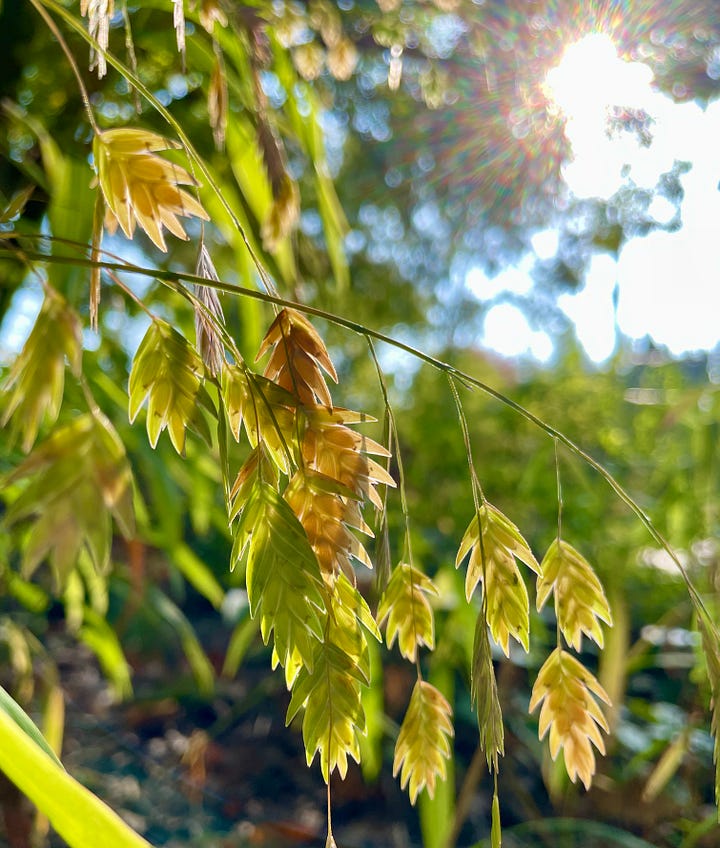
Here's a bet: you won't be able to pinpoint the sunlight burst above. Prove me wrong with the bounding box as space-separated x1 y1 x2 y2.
543 33 657 199
545 33 653 128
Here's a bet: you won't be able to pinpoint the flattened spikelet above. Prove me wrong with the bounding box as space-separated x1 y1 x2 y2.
128 320 213 454
537 539 612 650
1 289 81 453
94 128 209 252
302 405 394 509
393 681 454 804
529 648 610 790
286 575 378 780
3 413 135 584
285 469 373 582
456 502 540 655
377 563 438 662
257 308 337 406
471 616 504 770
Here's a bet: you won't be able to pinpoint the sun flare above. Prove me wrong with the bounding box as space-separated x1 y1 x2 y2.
544 33 653 126
543 33 658 198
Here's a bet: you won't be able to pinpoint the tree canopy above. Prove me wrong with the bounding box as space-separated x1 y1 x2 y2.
1 1 720 846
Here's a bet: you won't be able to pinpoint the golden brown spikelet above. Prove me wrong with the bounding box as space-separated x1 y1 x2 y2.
301 406 394 509
529 648 610 790
93 128 209 252
284 469 372 583
257 308 337 406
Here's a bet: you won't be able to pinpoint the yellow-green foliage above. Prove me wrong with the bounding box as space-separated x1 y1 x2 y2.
471 616 504 770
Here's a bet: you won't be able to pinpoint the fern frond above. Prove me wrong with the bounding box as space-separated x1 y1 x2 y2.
284 469 372 582
257 308 338 406
233 479 326 677
456 502 540 655
471 615 504 770
1 289 81 453
221 365 296 473
377 563 438 662
286 576 378 781
529 648 610 790
536 539 612 650
129 320 214 454
3 413 135 584
393 680 454 804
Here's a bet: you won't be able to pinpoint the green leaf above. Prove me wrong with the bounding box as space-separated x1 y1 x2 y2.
537 539 612 651
0 707 152 848
147 587 215 696
0 685 62 767
79 609 133 700
171 543 225 609
697 613 720 817
221 612 259 679
377 563 438 662
0 185 34 223
129 320 214 454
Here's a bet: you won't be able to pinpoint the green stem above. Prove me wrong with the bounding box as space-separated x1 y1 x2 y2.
28 0 100 135
3 242 710 621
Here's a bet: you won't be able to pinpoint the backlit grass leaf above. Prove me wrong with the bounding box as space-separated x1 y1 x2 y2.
286 603 368 781
94 128 209 252
697 614 720 813
234 480 326 676
377 563 438 662
129 319 213 454
3 414 135 585
529 648 610 790
456 502 540 655
537 539 612 650
393 680 454 804
471 615 504 770
257 308 337 406
1 288 81 453
221 365 296 473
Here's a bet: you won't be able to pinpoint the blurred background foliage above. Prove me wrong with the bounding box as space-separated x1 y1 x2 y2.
1 0 720 845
